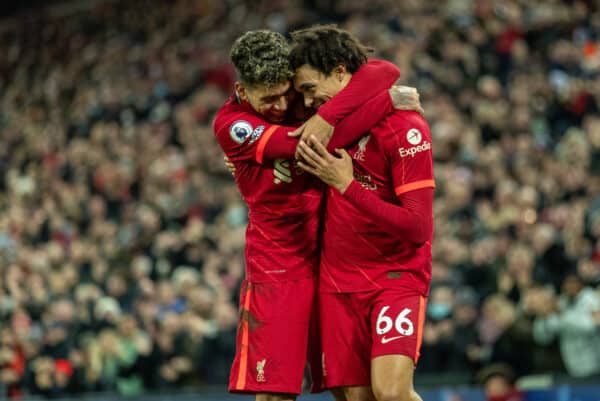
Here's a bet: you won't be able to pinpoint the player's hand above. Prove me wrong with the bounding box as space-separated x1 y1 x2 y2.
390 85 424 115
289 114 334 159
223 156 235 176
297 136 354 194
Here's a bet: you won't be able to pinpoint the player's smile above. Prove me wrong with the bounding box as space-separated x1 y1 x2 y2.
237 80 292 124
293 64 349 109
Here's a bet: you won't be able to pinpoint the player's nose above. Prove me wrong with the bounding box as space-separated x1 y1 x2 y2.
273 96 288 111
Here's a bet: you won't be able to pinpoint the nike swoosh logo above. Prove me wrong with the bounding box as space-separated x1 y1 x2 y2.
381 335 403 344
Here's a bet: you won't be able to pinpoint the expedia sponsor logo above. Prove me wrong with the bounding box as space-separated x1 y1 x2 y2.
399 141 431 158
406 128 422 145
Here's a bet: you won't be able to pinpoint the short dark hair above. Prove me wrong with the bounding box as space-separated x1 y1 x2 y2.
230 30 293 88
289 24 372 75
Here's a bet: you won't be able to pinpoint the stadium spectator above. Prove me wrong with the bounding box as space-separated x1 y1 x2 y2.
532 272 600 378
477 363 524 401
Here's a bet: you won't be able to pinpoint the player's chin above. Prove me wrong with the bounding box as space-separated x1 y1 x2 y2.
268 113 285 123
313 98 328 109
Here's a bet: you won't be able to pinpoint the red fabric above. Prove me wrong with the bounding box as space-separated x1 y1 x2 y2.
212 61 399 283
258 87 393 162
368 291 427 363
327 89 393 151
213 98 321 283
228 278 316 394
318 59 400 125
319 111 434 295
343 183 433 245
262 58 399 160
319 289 427 390
214 59 399 164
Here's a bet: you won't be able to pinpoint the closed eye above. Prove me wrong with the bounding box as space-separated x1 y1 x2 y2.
300 84 315 93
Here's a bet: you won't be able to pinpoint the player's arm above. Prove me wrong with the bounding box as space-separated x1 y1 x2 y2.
340 181 433 244
213 107 299 164
317 59 401 125
327 85 423 151
255 89 396 163
214 86 408 165
297 139 432 244
289 59 401 149
259 85 419 161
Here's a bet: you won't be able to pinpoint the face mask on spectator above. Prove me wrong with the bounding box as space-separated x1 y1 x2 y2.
226 206 247 227
428 303 451 320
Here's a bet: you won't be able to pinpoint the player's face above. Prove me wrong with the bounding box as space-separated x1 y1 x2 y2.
293 64 347 109
238 80 293 123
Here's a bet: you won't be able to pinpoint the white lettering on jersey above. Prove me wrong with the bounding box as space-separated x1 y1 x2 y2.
353 172 377 190
398 141 431 158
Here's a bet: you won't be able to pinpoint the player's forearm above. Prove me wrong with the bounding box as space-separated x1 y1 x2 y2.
327 89 393 151
270 87 394 158
342 182 433 244
317 59 400 125
261 134 299 161
258 126 300 163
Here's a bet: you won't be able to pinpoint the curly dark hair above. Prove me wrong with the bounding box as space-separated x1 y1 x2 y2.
230 30 293 88
289 24 373 75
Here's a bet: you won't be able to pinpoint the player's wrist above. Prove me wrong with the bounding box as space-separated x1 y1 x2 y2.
336 178 354 194
317 108 337 125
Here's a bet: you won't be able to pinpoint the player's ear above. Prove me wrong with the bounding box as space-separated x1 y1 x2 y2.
234 82 247 103
333 65 347 81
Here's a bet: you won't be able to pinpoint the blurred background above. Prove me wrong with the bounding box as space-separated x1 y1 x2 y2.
0 0 599 400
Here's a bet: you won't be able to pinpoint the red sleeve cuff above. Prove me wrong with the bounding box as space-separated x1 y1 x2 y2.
342 180 363 198
317 108 337 126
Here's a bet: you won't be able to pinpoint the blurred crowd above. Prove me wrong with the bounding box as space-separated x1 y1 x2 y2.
0 0 599 399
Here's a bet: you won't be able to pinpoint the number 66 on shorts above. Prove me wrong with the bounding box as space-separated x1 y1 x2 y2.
376 306 414 338
318 288 428 389
370 291 427 361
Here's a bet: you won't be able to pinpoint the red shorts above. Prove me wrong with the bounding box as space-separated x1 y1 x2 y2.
319 287 426 389
229 277 319 395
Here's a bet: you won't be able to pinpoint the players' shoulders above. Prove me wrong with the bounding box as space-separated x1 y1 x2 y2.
373 110 430 144
213 98 247 132
213 100 268 146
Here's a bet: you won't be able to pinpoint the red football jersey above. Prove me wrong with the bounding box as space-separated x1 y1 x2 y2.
213 98 322 282
213 93 398 282
320 110 435 295
213 59 401 283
